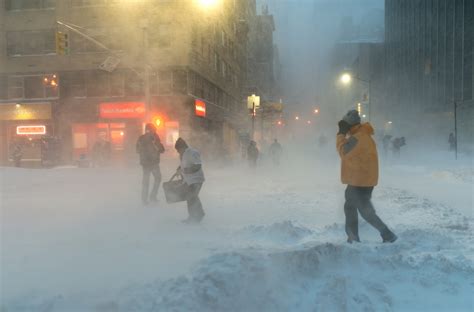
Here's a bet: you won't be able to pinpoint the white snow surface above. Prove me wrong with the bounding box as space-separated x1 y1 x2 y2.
1 151 473 311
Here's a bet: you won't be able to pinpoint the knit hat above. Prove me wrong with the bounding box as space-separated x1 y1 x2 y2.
175 138 188 150
342 109 361 126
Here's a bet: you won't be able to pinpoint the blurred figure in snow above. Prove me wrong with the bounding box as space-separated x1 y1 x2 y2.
391 137 406 158
269 139 283 166
175 138 205 223
136 123 165 205
247 140 259 169
11 142 23 168
448 133 456 151
336 109 397 244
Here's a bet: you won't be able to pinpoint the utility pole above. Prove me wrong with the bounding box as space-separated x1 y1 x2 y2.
454 101 458 160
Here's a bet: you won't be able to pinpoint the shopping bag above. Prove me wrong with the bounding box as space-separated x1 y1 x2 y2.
163 173 188 204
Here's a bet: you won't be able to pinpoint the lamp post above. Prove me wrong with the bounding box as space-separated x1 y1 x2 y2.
340 72 371 122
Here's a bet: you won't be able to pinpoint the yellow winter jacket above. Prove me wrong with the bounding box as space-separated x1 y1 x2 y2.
336 123 379 187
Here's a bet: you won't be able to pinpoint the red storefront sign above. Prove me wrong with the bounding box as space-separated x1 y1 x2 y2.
100 102 145 119
16 125 46 135
195 99 206 117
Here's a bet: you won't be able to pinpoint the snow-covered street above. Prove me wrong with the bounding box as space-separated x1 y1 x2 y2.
1 152 473 311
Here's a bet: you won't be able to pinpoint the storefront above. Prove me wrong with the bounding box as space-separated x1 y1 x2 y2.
0 102 53 166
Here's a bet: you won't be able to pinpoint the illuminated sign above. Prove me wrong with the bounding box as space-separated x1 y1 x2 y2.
195 99 206 117
0 103 51 121
16 125 46 135
100 102 145 119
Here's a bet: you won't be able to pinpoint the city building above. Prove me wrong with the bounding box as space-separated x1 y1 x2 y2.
384 0 473 152
0 0 258 165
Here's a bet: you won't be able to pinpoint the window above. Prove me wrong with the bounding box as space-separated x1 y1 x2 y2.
124 73 143 96
110 72 124 97
71 0 108 7
158 70 172 95
7 77 24 99
7 30 55 56
0 76 7 100
62 72 86 98
71 29 108 53
86 72 109 97
6 74 58 99
173 70 187 94
5 0 55 10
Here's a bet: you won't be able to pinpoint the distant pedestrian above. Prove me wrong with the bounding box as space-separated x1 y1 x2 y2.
175 138 205 223
269 139 283 166
136 123 165 205
392 137 406 158
337 109 397 243
448 133 456 151
247 141 259 168
11 143 23 168
318 134 328 149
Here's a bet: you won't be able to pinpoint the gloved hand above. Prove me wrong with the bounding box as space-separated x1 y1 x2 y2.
338 120 351 135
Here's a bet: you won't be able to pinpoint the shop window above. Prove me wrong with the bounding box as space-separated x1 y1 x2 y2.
86 71 109 97
7 76 24 99
5 0 55 10
7 30 55 56
173 70 187 94
158 70 172 95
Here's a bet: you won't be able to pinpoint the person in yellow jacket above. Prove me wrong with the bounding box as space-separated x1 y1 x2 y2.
337 110 397 243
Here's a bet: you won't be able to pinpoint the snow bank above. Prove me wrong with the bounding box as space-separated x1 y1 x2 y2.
115 228 473 312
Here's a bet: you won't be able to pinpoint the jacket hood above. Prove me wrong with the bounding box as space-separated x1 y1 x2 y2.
350 122 374 135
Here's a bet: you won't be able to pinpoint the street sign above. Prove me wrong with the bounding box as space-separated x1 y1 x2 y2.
99 56 121 72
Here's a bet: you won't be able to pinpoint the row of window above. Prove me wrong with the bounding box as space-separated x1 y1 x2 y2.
4 0 173 10
0 70 240 112
5 27 172 56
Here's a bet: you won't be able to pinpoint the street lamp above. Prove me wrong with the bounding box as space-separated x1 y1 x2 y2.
339 72 372 122
340 73 352 85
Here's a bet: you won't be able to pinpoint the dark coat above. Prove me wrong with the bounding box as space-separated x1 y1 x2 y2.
136 133 165 166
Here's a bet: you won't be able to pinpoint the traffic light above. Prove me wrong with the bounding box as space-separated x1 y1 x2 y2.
55 31 69 55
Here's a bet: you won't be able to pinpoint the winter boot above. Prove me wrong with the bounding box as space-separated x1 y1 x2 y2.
381 229 397 243
347 232 360 244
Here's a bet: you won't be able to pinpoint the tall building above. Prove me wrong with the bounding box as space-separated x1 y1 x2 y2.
384 0 473 151
0 0 257 165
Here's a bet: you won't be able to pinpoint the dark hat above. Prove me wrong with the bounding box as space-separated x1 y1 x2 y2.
175 137 188 150
342 110 361 126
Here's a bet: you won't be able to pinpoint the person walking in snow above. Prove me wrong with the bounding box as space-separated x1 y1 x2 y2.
175 138 205 223
136 123 165 205
448 133 456 151
11 142 23 168
269 139 283 166
336 110 397 243
247 140 259 168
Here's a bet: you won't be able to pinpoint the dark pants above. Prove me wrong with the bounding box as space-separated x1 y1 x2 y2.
344 185 388 240
186 183 204 221
142 164 161 203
